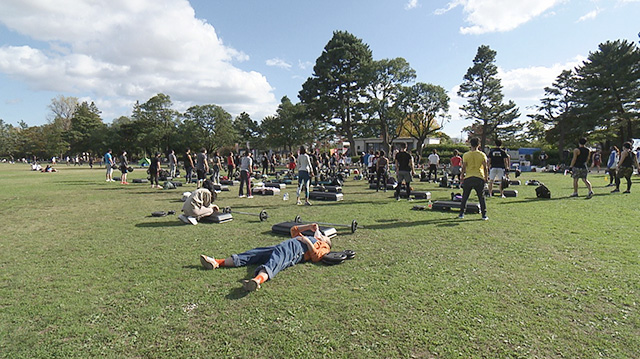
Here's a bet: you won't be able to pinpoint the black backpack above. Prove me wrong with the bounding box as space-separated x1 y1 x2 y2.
536 184 551 199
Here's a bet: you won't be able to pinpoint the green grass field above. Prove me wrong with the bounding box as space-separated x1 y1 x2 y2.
1 163 639 358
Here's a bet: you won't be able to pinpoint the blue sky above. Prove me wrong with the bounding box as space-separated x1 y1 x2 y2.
0 0 638 139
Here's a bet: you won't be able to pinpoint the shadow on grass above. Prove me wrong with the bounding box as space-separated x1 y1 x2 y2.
496 193 609 205
135 220 184 227
362 217 463 230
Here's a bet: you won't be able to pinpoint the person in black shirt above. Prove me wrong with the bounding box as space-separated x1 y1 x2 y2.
119 151 129 185
487 139 510 197
611 142 640 193
569 137 594 198
184 148 194 184
149 152 161 188
394 143 415 201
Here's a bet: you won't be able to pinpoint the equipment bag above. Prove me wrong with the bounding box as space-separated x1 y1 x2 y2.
535 184 551 199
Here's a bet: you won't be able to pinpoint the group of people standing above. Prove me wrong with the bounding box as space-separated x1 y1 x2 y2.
103 149 129 184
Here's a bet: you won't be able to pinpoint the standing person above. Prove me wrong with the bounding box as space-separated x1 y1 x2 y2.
487 139 510 198
238 150 253 198
119 151 129 185
195 148 209 189
270 153 277 173
261 152 270 175
606 146 620 187
394 143 415 201
184 148 195 184
539 151 549 168
450 150 462 183
104 149 115 182
287 153 296 176
611 142 639 194
427 149 440 182
199 223 331 292
296 146 314 206
211 151 221 185
148 152 161 189
458 137 489 220
226 151 236 179
590 150 602 173
375 150 389 192
569 137 594 199
310 149 320 184
168 150 177 178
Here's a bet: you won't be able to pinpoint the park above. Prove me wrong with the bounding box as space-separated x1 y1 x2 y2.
1 161 639 358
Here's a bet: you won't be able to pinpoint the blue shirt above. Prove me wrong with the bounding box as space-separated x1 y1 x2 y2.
104 152 112 164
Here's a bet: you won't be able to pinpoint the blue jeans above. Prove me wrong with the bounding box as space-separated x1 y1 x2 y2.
459 176 487 215
231 238 310 280
297 170 311 199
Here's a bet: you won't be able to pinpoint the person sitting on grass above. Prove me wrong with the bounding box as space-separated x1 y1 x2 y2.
199 223 332 292
179 180 219 225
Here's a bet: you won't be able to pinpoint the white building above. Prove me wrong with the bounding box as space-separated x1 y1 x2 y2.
353 137 441 154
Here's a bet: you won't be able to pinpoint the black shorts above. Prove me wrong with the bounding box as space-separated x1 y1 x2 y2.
197 169 206 180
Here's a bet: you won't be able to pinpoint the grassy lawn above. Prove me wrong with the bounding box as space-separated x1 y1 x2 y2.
1 163 638 358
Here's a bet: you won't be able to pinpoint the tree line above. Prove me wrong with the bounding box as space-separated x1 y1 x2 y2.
1 31 637 163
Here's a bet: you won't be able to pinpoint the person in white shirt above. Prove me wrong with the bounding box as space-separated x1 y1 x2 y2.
427 149 440 182
238 151 253 198
296 146 314 206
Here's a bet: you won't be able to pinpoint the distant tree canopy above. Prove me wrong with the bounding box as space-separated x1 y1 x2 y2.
2 34 637 162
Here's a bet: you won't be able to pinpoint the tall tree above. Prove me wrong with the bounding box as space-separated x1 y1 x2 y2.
183 104 236 154
365 57 416 155
533 69 581 155
132 93 179 155
458 45 520 150
233 112 261 148
261 96 311 152
397 83 450 164
48 95 79 132
573 39 640 141
299 30 373 154
64 102 106 156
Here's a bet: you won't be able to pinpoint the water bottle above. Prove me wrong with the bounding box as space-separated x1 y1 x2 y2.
283 193 289 201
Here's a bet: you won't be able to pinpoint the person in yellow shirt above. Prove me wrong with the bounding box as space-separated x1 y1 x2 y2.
199 223 332 292
459 137 489 220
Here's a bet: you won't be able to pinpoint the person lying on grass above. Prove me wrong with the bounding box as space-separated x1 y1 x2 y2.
179 179 219 225
200 223 332 291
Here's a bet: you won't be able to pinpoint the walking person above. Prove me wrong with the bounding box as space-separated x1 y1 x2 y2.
295 146 314 206
394 143 415 201
375 150 389 192
238 150 253 198
168 150 177 178
569 137 594 199
148 152 161 189
195 148 209 189
611 142 639 194
104 149 115 182
119 151 129 185
184 148 195 184
199 223 331 292
606 146 619 187
487 139 510 198
458 137 489 220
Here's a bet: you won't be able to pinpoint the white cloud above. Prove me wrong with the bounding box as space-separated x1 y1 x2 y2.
577 9 602 22
266 58 292 70
298 60 314 71
405 0 420 10
435 0 564 34
0 0 278 121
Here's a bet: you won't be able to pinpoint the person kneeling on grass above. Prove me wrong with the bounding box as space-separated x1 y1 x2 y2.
179 180 219 225
200 223 331 292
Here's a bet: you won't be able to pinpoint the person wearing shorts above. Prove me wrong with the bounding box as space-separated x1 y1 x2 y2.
569 137 594 198
394 143 415 201
119 151 129 184
611 142 639 194
104 149 115 182
487 139 509 197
